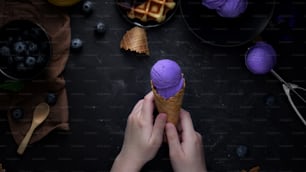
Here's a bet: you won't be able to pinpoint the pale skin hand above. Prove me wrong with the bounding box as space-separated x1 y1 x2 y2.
166 109 207 172
110 91 167 172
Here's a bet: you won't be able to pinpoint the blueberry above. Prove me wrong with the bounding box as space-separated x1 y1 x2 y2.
236 145 248 158
95 22 106 35
71 38 83 50
28 42 38 52
11 108 24 120
82 1 93 14
46 93 57 106
14 41 26 54
0 46 10 57
25 56 36 67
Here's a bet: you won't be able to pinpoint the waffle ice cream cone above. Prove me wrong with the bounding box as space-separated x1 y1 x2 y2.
151 80 185 126
127 0 176 23
120 26 150 55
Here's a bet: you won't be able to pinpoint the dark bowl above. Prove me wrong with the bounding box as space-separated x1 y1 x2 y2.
116 0 180 28
0 20 51 80
180 0 276 47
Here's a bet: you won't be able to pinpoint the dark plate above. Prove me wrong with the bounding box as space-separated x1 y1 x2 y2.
180 0 276 47
116 0 180 28
0 20 51 80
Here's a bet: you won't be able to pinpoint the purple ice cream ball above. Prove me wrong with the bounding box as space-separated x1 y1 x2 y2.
245 41 277 75
202 0 226 9
217 0 248 18
151 59 184 99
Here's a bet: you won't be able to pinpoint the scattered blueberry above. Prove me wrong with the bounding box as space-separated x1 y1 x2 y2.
46 93 57 106
11 108 24 120
236 145 248 158
25 56 36 67
71 38 83 50
82 1 93 14
28 42 38 52
14 41 26 54
0 46 10 57
95 22 106 35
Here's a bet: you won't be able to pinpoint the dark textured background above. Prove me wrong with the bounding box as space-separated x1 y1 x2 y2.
1 0 306 171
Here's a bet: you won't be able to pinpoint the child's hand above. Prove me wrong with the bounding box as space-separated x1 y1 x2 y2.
111 92 167 172
166 109 207 172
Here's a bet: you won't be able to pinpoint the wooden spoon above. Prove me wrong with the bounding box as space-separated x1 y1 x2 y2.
17 103 50 155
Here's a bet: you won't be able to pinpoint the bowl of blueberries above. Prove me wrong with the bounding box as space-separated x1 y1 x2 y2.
0 20 51 80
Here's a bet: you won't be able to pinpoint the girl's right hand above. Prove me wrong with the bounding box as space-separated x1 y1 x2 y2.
165 109 207 172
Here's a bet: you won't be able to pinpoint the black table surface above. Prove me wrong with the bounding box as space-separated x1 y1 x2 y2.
1 0 306 171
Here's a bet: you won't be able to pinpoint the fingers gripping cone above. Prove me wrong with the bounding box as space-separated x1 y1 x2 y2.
150 59 185 126
151 80 185 126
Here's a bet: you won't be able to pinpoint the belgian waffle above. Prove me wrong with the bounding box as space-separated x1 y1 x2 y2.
127 0 176 23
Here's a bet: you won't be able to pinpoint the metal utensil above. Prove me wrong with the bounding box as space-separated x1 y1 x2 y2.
271 69 306 126
245 41 306 127
17 103 50 155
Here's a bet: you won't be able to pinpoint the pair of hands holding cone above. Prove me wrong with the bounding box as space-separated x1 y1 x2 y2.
111 59 207 172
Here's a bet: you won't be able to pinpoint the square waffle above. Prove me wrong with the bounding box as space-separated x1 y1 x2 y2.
127 0 176 23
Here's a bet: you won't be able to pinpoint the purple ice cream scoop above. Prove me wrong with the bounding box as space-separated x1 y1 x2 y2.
245 41 277 75
151 59 184 99
202 0 226 9
217 0 248 18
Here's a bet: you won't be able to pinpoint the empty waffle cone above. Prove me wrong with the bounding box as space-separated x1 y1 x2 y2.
120 26 150 56
151 80 185 126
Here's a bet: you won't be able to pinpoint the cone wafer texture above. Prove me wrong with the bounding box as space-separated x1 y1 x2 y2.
120 26 150 55
151 80 185 125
